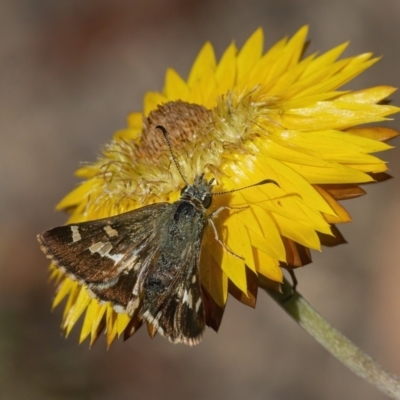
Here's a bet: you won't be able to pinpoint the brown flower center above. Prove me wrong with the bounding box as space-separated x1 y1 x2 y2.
136 100 212 161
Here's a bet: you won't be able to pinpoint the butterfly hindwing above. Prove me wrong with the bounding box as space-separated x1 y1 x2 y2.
142 199 207 345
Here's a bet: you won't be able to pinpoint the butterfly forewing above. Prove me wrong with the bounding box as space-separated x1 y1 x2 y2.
38 203 170 309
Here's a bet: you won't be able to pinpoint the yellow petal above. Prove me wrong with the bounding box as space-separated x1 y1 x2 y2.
90 300 107 345
75 164 98 179
188 42 216 88
143 92 168 116
255 26 308 90
49 266 61 284
56 180 93 210
254 155 335 215
106 304 118 346
200 227 229 306
127 112 143 129
285 25 309 67
215 42 237 95
80 299 101 344
251 36 288 85
256 136 339 167
188 64 218 107
314 186 352 224
224 213 256 272
284 161 373 184
241 186 331 235
346 126 399 142
62 281 79 321
272 213 322 250
163 68 190 101
117 313 132 337
264 54 315 94
52 278 73 308
252 247 283 282
230 201 265 239
337 86 397 104
299 56 378 98
237 27 263 83
282 102 396 131
245 212 286 261
113 128 141 141
64 287 90 336
303 42 349 75
344 162 387 173
210 220 248 294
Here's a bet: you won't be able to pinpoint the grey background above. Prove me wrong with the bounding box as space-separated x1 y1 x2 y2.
1 1 400 399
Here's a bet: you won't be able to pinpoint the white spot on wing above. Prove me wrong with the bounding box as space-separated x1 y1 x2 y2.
113 304 125 314
195 297 202 312
107 252 124 263
89 242 105 254
143 310 164 335
173 308 179 330
117 254 138 274
89 241 124 263
71 226 81 242
98 242 113 256
104 225 118 237
183 290 193 309
192 275 196 284
127 297 140 315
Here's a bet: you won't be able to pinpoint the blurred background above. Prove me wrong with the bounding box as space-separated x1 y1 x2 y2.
1 1 399 399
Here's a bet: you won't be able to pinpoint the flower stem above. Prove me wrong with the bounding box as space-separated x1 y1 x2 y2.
260 277 400 399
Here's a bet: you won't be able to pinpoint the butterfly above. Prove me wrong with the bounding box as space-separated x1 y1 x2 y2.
37 125 277 345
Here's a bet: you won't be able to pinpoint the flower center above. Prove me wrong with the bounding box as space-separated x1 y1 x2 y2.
136 101 212 161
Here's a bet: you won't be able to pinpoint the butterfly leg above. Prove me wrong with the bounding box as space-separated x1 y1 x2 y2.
209 205 248 220
208 217 244 260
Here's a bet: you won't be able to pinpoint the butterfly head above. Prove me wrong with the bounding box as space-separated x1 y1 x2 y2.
180 174 214 209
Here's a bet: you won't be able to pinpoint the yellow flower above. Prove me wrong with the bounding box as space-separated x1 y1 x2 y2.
48 26 398 346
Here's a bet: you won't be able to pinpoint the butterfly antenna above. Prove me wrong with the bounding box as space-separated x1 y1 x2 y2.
212 179 279 195
156 125 189 185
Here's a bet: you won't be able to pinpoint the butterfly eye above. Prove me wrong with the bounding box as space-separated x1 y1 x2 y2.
202 193 212 209
180 185 188 195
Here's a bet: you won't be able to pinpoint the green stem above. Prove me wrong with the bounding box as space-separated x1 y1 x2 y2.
260 277 400 399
